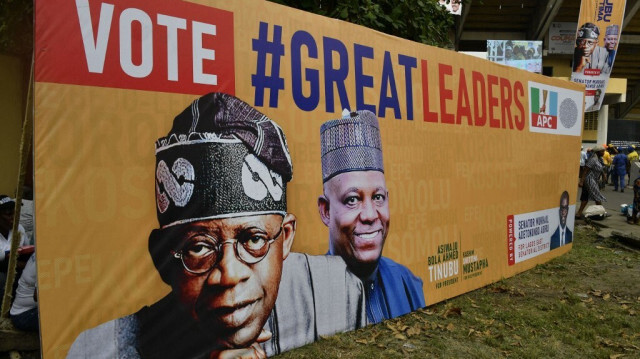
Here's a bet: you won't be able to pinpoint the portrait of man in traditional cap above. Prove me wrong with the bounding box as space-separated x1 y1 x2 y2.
603 24 619 73
67 93 365 359
550 191 573 250
572 22 609 73
317 110 425 324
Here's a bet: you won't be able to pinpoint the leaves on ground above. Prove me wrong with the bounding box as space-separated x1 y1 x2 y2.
278 227 640 359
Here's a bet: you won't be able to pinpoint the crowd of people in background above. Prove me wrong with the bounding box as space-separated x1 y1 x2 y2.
578 144 640 224
0 187 38 333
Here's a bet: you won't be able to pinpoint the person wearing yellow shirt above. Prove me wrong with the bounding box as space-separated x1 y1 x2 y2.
602 145 612 187
627 146 639 185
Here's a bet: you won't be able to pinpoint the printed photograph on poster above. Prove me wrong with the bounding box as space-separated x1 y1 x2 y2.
570 0 626 112
508 191 575 266
487 40 542 74
66 93 367 358
317 110 425 324
437 0 462 15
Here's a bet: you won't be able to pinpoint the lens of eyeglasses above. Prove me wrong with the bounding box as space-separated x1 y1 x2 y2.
237 236 272 264
181 238 218 273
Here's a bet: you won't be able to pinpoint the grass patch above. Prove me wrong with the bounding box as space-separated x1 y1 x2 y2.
277 226 640 358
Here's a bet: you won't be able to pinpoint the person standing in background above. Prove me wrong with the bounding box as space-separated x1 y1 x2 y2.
612 148 628 192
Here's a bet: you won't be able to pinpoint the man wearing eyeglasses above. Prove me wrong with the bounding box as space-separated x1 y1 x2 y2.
550 191 573 250
68 93 365 358
572 22 609 73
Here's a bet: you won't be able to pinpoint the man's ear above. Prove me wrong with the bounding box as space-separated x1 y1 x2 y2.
281 213 296 260
317 195 331 227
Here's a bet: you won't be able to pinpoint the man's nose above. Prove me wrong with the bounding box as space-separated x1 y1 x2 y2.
359 199 378 223
206 242 252 287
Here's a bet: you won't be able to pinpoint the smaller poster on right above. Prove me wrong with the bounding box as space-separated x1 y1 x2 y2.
570 0 626 112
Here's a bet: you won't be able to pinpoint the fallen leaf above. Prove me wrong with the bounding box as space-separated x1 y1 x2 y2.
468 329 475 336
394 333 407 340
443 307 462 317
596 246 607 249
386 323 398 332
398 325 409 332
513 334 522 340
446 323 455 332
604 293 611 301
406 327 421 337
420 308 435 315
629 310 636 316
590 290 603 297
622 304 629 310
471 303 480 308
609 354 624 359
355 339 368 345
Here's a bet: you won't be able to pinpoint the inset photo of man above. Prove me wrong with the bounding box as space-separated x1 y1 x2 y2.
318 110 425 324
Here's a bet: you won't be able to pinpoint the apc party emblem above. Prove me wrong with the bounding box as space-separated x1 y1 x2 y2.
528 81 583 136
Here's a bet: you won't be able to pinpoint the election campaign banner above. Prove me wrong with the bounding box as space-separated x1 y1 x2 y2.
34 0 584 357
549 22 578 55
570 0 626 112
487 40 543 74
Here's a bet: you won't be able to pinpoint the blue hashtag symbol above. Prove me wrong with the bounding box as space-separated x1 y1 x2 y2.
252 22 285 108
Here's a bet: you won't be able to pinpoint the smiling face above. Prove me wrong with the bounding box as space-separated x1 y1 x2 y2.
604 34 617 51
319 171 390 277
166 214 294 349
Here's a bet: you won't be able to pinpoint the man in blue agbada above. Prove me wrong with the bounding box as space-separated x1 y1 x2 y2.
317 110 425 324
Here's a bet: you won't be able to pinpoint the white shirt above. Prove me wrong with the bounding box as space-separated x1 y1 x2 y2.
19 199 34 245
0 224 27 262
10 253 37 315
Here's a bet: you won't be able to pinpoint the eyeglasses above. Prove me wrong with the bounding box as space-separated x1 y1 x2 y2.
172 222 284 274
577 39 596 46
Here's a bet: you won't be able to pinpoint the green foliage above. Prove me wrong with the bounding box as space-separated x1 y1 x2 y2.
268 0 455 48
0 0 33 58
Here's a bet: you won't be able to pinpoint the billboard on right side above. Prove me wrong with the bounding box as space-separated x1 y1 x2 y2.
570 0 626 112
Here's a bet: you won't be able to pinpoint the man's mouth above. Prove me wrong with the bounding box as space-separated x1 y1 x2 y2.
352 229 383 250
206 298 260 327
355 230 381 240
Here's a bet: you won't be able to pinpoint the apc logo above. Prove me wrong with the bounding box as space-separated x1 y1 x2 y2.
531 87 558 129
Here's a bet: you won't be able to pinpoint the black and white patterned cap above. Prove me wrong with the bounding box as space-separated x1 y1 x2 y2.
154 93 292 228
320 110 384 183
577 23 600 40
